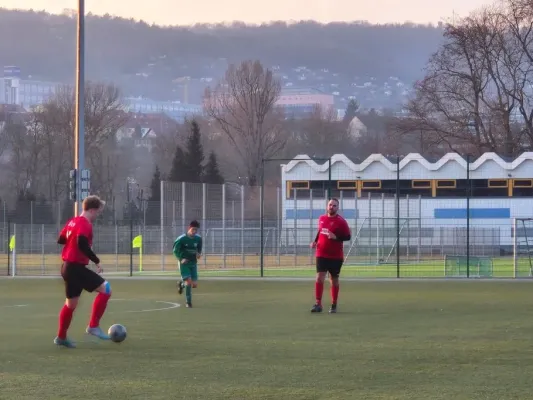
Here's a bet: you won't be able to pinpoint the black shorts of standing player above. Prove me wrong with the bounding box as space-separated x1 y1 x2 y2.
61 262 105 299
316 257 343 278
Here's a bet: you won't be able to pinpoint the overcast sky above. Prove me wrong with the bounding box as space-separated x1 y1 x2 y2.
0 0 492 26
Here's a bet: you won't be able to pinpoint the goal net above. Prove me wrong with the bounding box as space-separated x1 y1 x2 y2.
206 227 278 255
513 218 533 277
444 255 493 278
343 217 422 266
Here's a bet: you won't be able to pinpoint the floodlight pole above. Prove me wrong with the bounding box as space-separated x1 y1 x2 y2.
74 0 85 216
466 154 471 278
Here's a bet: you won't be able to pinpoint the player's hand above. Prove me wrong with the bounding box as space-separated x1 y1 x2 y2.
327 232 337 240
181 258 188 264
310 241 317 248
96 264 103 274
196 252 202 259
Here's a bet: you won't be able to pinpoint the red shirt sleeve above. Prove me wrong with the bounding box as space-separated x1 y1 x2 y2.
341 218 351 237
78 219 93 240
57 219 70 244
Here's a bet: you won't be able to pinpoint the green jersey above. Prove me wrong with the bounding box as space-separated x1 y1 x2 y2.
173 233 202 263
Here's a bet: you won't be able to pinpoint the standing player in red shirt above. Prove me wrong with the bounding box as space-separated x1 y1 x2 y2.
54 195 112 348
310 198 351 313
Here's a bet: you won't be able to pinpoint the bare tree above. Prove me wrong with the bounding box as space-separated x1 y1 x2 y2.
397 4 533 157
204 60 285 186
38 82 129 201
285 105 355 158
2 115 45 199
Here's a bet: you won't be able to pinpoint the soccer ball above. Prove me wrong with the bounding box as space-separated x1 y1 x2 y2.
108 324 127 343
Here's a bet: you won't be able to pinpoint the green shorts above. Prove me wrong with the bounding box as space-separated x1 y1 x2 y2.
179 262 198 281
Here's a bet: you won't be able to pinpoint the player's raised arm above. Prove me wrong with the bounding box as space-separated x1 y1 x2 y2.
77 235 100 265
57 225 68 245
336 219 351 242
173 235 184 260
197 236 203 255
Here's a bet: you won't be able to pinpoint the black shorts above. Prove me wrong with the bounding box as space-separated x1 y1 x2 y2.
316 257 343 278
61 262 105 299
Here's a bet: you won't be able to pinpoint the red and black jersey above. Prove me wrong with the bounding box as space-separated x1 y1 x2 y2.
315 214 351 260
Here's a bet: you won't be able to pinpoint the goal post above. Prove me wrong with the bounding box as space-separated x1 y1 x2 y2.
343 217 422 266
444 255 493 278
513 217 533 278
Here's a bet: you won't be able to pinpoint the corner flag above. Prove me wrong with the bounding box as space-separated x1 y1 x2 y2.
132 235 143 272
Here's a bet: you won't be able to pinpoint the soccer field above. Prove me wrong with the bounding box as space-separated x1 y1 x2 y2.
5 253 532 278
5 254 530 278
2 278 533 399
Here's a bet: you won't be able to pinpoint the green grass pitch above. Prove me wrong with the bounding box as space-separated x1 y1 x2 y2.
2 278 533 399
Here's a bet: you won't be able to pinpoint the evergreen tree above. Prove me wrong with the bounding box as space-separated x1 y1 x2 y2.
343 99 360 125
168 145 188 182
183 120 204 183
149 165 162 201
145 165 162 225
203 151 224 184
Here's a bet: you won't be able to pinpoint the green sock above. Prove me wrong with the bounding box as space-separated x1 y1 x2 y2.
185 285 192 303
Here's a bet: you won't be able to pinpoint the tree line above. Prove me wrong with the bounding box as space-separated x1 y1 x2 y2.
8 38 529 227
396 0 533 158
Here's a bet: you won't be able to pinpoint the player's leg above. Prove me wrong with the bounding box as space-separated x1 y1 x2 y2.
327 260 343 313
81 268 112 340
55 263 82 348
177 261 185 294
179 264 193 307
311 258 328 312
187 264 198 307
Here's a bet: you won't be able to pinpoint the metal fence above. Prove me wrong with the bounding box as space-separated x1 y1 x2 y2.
2 180 533 278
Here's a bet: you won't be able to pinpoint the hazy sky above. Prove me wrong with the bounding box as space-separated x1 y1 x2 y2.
0 0 491 26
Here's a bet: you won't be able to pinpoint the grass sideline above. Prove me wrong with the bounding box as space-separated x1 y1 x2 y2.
2 279 533 399
4 253 533 278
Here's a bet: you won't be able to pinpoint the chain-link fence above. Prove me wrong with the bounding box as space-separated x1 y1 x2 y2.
2 178 531 278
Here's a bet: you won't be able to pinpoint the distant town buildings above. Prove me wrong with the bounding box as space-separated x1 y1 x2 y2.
277 87 335 119
1 66 340 122
0 66 203 123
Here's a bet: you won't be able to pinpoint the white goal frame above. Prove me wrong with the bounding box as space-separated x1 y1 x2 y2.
513 217 533 278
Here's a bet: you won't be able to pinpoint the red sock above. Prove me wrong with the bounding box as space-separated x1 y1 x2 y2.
57 304 75 339
331 285 339 305
89 293 111 328
315 282 324 305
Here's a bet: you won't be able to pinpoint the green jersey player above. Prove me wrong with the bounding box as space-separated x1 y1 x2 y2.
173 220 202 308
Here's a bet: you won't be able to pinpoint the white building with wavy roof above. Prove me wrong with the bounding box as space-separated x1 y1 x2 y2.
279 152 533 252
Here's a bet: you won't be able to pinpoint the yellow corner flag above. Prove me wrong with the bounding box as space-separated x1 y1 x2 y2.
132 235 143 248
9 235 15 252
132 235 143 272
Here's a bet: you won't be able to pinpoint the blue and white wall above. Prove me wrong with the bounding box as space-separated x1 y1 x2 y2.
280 153 533 248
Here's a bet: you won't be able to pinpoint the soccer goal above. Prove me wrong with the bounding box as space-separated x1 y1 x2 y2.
343 217 422 266
207 227 278 255
444 255 493 278
513 218 533 278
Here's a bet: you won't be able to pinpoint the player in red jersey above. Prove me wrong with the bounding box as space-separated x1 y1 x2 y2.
53 195 112 348
310 198 351 313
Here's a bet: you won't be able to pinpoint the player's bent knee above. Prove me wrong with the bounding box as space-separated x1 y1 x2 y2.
66 297 79 309
97 281 112 296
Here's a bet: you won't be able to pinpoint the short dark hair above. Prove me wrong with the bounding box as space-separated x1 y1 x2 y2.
189 220 200 228
328 198 339 205
83 195 105 211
